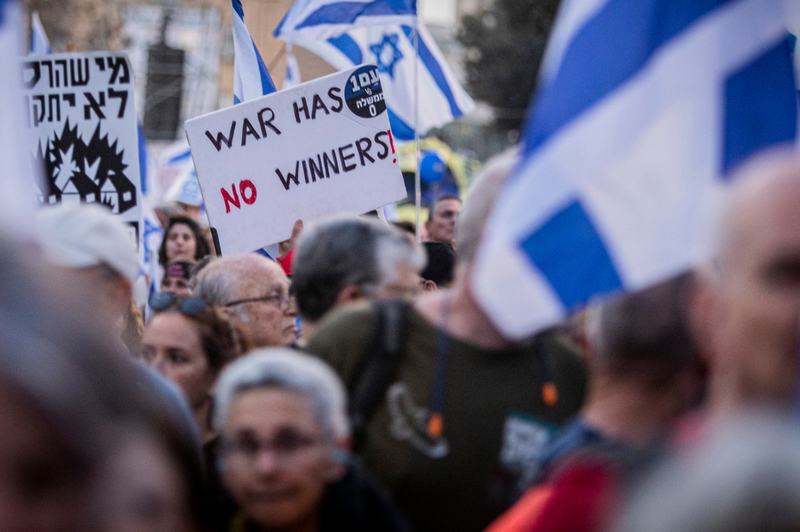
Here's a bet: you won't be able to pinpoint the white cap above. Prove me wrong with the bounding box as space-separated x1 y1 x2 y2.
34 203 139 284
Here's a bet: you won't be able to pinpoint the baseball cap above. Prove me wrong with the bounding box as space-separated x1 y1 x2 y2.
34 203 139 284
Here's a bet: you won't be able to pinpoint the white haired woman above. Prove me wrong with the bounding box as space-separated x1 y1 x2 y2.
214 349 409 532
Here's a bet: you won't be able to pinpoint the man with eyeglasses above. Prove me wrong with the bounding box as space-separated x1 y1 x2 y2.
194 254 298 348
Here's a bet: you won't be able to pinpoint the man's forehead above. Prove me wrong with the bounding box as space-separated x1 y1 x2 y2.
228 258 287 293
724 178 800 269
435 198 462 213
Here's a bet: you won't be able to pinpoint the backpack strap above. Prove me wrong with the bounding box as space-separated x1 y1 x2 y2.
348 298 410 452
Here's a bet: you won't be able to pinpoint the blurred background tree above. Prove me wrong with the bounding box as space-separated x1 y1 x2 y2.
458 0 561 135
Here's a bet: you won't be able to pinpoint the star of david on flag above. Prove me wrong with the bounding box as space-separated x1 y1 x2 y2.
473 0 799 339
276 4 474 142
370 33 403 77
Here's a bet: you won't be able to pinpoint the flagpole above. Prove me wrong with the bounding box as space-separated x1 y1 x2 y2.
413 15 421 244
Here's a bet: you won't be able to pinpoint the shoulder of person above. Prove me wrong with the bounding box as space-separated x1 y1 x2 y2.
535 327 584 367
305 300 379 379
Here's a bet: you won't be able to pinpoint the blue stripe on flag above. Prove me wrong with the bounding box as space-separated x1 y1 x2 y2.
296 1 416 30
519 200 623 309
255 248 275 260
722 38 797 176
388 108 415 140
138 123 148 195
165 149 192 166
401 25 461 117
232 0 245 19
254 38 277 94
524 0 736 156
328 34 364 64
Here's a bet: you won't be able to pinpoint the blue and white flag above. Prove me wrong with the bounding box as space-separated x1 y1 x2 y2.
275 0 417 41
233 0 276 103
29 11 50 54
276 21 474 141
473 0 798 339
283 47 302 89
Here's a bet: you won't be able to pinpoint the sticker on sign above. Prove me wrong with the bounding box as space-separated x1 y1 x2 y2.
185 65 407 255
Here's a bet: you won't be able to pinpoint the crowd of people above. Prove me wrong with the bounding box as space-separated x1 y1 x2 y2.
6 147 800 532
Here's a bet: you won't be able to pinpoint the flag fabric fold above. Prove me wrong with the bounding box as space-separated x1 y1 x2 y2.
233 0 277 104
277 19 474 141
473 0 799 339
282 46 302 89
29 11 50 54
275 0 417 41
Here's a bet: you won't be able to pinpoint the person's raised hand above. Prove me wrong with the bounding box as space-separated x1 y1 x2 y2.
279 219 304 258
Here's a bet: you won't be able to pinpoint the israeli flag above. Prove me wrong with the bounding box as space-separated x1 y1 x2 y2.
275 0 417 41
233 0 276 104
276 21 474 141
29 11 50 54
473 0 798 339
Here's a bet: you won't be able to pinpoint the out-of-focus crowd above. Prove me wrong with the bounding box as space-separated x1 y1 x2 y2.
6 149 800 532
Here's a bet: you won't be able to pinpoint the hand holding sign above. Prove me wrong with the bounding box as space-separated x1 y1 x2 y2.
185 65 406 255
279 219 304 259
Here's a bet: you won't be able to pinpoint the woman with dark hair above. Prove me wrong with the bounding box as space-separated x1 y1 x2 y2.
141 294 251 443
159 216 211 268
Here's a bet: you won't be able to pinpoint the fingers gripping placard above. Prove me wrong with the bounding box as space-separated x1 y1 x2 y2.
185 65 406 255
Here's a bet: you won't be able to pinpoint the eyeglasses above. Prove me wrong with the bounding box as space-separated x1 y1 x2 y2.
223 292 293 310
220 431 320 466
149 292 208 315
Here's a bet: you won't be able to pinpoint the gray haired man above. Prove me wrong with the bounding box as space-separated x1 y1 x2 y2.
291 217 426 339
194 254 298 348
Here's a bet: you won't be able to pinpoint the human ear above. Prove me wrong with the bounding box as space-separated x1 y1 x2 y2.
334 285 364 306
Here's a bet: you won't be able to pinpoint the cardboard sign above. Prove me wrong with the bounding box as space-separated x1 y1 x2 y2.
185 65 407 255
22 52 142 244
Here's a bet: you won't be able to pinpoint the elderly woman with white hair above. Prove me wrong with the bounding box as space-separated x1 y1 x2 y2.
214 349 409 532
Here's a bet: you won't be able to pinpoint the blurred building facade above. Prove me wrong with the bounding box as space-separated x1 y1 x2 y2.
23 0 492 156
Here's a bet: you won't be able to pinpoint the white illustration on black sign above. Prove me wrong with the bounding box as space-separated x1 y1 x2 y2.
34 121 136 214
344 65 386 119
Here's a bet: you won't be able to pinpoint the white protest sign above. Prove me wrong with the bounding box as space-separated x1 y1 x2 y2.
185 64 407 255
22 52 142 244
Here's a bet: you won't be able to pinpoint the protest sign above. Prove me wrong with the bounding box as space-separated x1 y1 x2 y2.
185 64 407 255
22 52 142 244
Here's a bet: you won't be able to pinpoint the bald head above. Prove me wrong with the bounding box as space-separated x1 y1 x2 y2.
716 154 800 276
455 149 518 265
194 254 297 348
704 152 800 408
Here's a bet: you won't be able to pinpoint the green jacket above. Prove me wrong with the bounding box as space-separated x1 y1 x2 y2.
306 300 587 532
